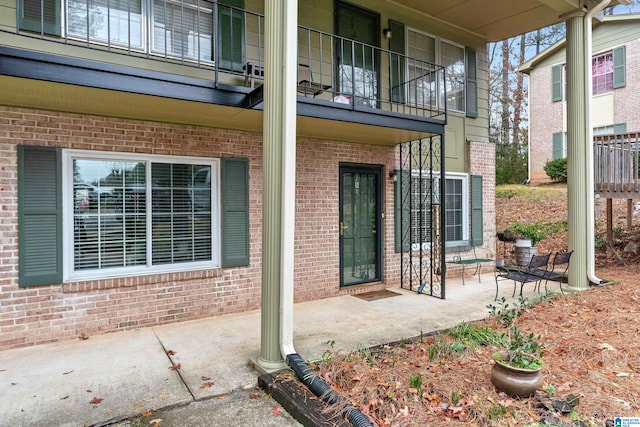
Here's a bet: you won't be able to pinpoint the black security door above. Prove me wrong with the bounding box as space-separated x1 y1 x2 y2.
339 165 382 287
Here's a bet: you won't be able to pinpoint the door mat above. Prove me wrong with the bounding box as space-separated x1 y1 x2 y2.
353 289 401 302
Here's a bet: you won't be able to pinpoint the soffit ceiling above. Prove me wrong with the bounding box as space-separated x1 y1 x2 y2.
394 0 628 42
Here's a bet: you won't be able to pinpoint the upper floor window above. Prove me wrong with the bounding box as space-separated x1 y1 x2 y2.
152 0 213 61
552 46 626 102
406 29 465 113
68 0 144 48
592 52 613 95
18 0 244 66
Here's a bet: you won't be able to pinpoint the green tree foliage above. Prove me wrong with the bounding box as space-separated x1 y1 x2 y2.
543 158 567 182
496 142 528 185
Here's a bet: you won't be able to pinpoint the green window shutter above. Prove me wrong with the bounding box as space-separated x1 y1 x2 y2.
613 123 627 134
18 0 61 35
551 64 563 102
389 20 405 104
470 175 483 246
221 157 249 267
218 0 245 72
18 145 62 287
465 47 478 118
552 132 563 160
393 170 411 252
613 45 626 89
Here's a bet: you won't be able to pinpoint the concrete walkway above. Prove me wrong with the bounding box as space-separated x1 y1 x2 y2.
0 274 539 426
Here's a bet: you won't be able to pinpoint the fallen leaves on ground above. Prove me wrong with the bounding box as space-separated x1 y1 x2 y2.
169 363 181 371
199 381 214 389
312 185 640 426
271 406 283 416
140 410 153 417
148 418 162 426
166 350 176 356
89 397 103 404
316 277 640 425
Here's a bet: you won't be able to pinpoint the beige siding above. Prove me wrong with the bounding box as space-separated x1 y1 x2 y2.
0 2 14 32
2 0 490 167
593 20 640 54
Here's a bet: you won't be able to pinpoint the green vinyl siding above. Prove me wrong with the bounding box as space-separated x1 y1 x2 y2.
18 145 62 287
221 157 249 267
470 175 483 246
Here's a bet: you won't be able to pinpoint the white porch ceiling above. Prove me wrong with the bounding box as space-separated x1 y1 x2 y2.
394 0 628 42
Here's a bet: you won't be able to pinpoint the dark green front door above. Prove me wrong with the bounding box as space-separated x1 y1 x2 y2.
335 1 380 108
339 165 382 287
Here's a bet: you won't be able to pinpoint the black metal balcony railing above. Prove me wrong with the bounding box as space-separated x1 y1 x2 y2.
594 133 640 194
13 0 447 120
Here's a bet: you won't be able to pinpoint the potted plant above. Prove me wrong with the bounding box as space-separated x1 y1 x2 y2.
488 299 545 398
511 222 546 247
510 222 546 266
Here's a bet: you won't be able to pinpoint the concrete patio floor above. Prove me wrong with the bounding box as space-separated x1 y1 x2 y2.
0 273 553 426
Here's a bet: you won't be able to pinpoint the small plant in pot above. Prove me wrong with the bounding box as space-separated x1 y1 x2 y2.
510 222 546 266
487 298 545 398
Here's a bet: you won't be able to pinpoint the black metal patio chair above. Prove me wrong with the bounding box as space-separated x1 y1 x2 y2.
531 250 573 294
494 253 551 301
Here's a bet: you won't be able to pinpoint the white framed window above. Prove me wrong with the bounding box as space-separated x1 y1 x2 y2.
63 150 220 281
592 52 613 95
558 51 614 100
406 29 466 113
410 170 468 246
65 0 216 63
152 0 214 62
67 0 144 49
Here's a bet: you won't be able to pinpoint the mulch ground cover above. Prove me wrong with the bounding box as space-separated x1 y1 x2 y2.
311 185 639 426
315 269 640 426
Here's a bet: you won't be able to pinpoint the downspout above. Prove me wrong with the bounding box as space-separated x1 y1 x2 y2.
278 0 297 360
273 1 372 425
585 0 610 285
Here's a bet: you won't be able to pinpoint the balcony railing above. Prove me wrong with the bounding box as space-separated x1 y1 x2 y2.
594 133 640 195
13 0 447 120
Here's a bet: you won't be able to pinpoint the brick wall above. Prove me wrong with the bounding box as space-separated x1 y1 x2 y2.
528 66 564 184
0 105 495 349
0 106 399 349
467 139 496 275
613 39 640 133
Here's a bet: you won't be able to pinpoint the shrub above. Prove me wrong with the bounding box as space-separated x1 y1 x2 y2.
544 158 567 182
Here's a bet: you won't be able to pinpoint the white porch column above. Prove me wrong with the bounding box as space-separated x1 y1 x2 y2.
564 13 589 291
253 0 298 373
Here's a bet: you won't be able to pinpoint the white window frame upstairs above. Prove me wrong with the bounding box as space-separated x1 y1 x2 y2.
406 28 466 114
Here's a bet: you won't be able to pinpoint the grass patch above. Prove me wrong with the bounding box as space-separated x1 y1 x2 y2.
496 184 566 202
446 322 505 347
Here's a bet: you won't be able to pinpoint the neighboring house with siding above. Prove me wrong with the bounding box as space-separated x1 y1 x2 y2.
520 14 640 184
0 0 597 350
